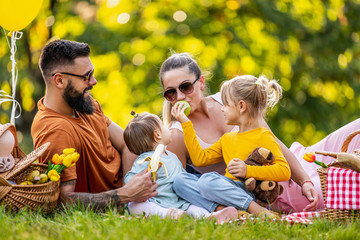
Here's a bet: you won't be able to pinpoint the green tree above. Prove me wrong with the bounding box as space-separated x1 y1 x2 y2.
1 0 359 153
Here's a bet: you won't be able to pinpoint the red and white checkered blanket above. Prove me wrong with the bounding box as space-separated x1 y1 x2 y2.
231 211 323 225
326 167 360 210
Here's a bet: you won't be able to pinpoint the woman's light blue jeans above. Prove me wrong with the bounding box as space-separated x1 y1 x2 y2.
173 172 255 212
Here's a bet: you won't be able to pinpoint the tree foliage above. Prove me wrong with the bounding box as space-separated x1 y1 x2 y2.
0 0 359 152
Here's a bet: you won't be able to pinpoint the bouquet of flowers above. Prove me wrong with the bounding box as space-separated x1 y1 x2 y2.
46 148 80 181
19 148 80 185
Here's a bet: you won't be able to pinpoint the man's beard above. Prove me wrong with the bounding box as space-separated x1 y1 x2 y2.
63 81 95 115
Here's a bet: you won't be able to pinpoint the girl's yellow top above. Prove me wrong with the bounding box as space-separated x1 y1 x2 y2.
181 121 291 182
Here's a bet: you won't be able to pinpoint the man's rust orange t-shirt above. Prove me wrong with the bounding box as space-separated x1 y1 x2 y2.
31 97 123 193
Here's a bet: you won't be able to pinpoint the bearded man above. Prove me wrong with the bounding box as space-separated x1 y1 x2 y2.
31 39 158 209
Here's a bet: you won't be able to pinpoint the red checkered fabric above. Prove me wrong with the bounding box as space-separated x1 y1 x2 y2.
326 167 360 210
285 211 323 219
229 211 325 225
281 215 313 225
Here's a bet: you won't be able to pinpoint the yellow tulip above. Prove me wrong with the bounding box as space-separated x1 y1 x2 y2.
71 152 80 164
303 152 316 163
62 154 73 167
303 152 328 168
48 169 60 182
63 152 80 167
52 153 62 165
63 148 75 155
58 154 65 162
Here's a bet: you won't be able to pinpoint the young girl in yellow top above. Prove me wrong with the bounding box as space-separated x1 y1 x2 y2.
171 75 291 217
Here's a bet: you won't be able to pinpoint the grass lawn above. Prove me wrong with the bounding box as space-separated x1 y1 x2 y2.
1 206 359 240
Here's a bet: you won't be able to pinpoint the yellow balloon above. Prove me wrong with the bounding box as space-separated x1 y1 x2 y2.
0 0 43 31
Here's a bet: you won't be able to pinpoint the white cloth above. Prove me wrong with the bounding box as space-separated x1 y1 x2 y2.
128 201 210 218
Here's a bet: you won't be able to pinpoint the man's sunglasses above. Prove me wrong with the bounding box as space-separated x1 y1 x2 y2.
163 77 199 102
52 68 94 84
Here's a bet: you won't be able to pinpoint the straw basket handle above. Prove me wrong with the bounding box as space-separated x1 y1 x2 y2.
341 129 360 152
315 129 360 158
314 151 337 158
0 175 12 201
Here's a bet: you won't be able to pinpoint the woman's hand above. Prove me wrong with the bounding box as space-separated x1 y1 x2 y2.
227 158 247 178
171 101 190 123
301 181 320 211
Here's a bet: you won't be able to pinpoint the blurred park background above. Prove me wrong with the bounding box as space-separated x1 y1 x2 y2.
0 0 359 153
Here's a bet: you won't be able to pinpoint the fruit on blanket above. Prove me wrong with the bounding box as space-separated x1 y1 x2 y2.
177 100 191 116
337 152 360 172
26 170 40 182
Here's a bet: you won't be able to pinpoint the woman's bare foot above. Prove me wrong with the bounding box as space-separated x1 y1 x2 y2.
166 208 186 219
208 206 238 224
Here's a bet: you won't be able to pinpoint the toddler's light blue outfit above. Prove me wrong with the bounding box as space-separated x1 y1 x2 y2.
125 150 190 210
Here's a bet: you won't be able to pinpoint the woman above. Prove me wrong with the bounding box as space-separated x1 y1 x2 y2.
159 53 360 213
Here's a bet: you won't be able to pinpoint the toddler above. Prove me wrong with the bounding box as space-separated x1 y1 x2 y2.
124 111 238 221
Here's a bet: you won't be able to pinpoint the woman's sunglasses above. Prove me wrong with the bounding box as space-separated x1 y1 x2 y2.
163 77 199 101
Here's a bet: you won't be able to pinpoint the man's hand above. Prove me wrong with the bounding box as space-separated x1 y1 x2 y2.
227 158 247 178
60 180 123 210
120 170 158 203
59 170 158 210
302 181 320 211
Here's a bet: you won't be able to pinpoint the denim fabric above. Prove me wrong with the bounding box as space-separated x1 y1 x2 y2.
172 172 218 212
197 172 255 211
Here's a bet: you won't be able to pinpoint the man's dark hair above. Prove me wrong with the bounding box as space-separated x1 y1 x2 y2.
39 39 90 82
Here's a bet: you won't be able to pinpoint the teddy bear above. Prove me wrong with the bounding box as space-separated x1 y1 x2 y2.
236 147 284 205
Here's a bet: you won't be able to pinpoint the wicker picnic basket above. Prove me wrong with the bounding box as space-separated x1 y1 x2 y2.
315 129 360 221
0 123 60 213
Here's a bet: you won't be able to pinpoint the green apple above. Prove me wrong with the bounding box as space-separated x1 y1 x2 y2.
177 100 191 116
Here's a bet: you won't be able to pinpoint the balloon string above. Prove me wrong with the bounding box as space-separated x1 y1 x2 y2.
0 90 22 119
1 28 23 125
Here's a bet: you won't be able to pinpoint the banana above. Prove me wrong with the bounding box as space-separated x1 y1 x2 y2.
137 144 168 181
26 170 40 182
36 173 49 184
149 144 165 174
